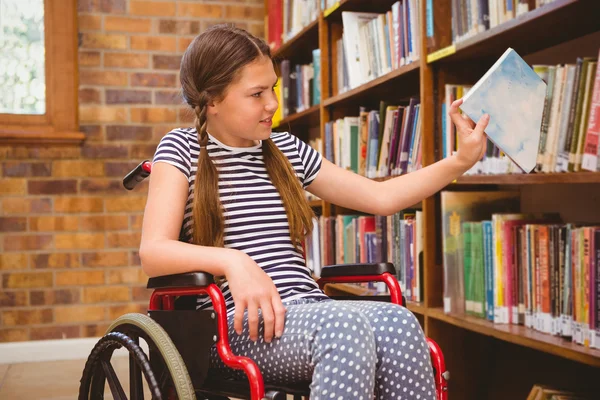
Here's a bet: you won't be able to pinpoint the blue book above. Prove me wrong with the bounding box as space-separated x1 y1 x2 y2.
459 48 546 173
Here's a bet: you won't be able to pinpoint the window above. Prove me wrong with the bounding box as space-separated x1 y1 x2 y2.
0 0 82 145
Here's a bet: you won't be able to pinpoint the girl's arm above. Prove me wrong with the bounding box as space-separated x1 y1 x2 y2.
306 99 489 216
139 162 241 278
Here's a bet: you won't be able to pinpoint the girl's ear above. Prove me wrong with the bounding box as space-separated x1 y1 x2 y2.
206 100 218 115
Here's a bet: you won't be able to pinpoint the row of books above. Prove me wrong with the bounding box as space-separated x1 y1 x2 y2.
275 53 321 120
527 383 593 400
319 99 423 178
304 211 424 303
441 49 600 174
337 1 421 94
446 0 560 45
442 191 600 350
267 0 319 51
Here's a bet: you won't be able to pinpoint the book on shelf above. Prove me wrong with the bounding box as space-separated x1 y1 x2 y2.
275 53 320 122
304 209 424 302
324 99 423 178
267 0 319 49
442 190 600 350
459 47 547 173
337 1 421 94
442 48 600 175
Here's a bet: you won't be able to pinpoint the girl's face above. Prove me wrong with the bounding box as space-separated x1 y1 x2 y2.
206 56 279 148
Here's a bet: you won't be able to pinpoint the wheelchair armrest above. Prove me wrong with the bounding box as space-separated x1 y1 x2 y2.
147 272 215 289
319 262 396 278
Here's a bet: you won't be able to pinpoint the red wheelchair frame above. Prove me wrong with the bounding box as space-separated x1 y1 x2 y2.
125 160 449 400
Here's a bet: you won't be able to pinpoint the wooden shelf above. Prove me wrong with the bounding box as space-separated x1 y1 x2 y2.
427 0 600 64
273 104 320 130
323 0 400 21
427 307 600 368
308 199 322 208
323 61 419 108
452 172 600 185
272 19 319 63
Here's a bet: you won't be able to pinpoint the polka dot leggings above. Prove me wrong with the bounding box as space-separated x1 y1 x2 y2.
208 298 436 400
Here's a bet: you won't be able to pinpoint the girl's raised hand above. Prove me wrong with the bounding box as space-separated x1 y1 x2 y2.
225 251 286 343
449 98 489 169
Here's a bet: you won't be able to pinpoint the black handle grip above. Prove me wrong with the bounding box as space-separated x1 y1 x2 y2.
123 160 151 190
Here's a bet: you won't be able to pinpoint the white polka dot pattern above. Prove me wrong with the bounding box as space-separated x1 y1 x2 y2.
207 298 436 400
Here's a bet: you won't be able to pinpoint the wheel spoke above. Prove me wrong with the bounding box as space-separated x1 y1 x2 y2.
102 360 128 400
129 335 144 400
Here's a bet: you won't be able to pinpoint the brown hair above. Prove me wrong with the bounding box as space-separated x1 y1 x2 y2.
179 24 315 251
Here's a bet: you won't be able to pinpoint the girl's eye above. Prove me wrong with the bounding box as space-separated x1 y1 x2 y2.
252 92 262 97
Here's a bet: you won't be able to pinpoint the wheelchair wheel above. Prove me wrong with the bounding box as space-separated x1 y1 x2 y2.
79 313 196 400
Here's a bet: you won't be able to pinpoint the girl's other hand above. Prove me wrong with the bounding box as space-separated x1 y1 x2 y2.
449 98 489 169
224 251 286 343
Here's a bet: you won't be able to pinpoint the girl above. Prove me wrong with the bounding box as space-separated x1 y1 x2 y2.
141 24 488 400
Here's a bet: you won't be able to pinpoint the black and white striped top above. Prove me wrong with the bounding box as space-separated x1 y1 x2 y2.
152 128 329 317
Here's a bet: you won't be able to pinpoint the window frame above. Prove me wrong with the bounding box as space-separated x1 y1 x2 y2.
0 0 83 145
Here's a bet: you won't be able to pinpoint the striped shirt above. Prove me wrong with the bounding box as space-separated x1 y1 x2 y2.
152 128 329 317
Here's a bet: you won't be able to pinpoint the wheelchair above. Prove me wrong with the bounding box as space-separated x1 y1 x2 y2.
78 160 449 400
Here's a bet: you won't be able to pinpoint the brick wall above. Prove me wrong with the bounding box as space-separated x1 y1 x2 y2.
0 0 265 342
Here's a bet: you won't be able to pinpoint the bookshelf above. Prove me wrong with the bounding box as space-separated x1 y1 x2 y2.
265 0 600 398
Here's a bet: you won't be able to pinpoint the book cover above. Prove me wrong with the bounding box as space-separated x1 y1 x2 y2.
460 47 547 173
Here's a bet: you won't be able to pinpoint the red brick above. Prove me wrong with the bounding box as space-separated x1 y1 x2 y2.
82 251 129 267
105 161 143 177
105 196 146 212
105 16 152 33
4 235 53 251
80 106 128 123
80 70 128 86
55 305 105 323
130 1 176 16
1 178 26 194
132 286 152 302
105 89 152 104
108 304 146 320
83 286 130 303
178 36 194 52
3 272 53 289
130 250 141 266
78 0 126 14
79 88 101 104
53 160 104 177
30 326 80 340
80 179 124 194
55 233 105 250
107 232 142 248
3 161 52 177
0 291 28 307
106 126 152 142
152 55 182 70
31 253 81 269
80 125 103 141
0 217 27 232
2 198 52 215
131 107 177 123
78 14 102 31
54 197 104 213
27 147 81 159
179 107 196 123
28 180 77 195
0 254 28 271
225 4 264 20
130 215 144 230
177 2 222 18
83 323 110 338
158 20 200 35
2 309 53 326
82 143 129 159
80 33 127 50
29 216 79 232
79 215 129 231
107 267 147 284
0 328 28 342
131 72 176 88
30 289 80 306
247 23 265 38
79 51 101 67
155 90 183 105
131 36 176 52
104 53 149 68
56 270 105 286
130 144 159 159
